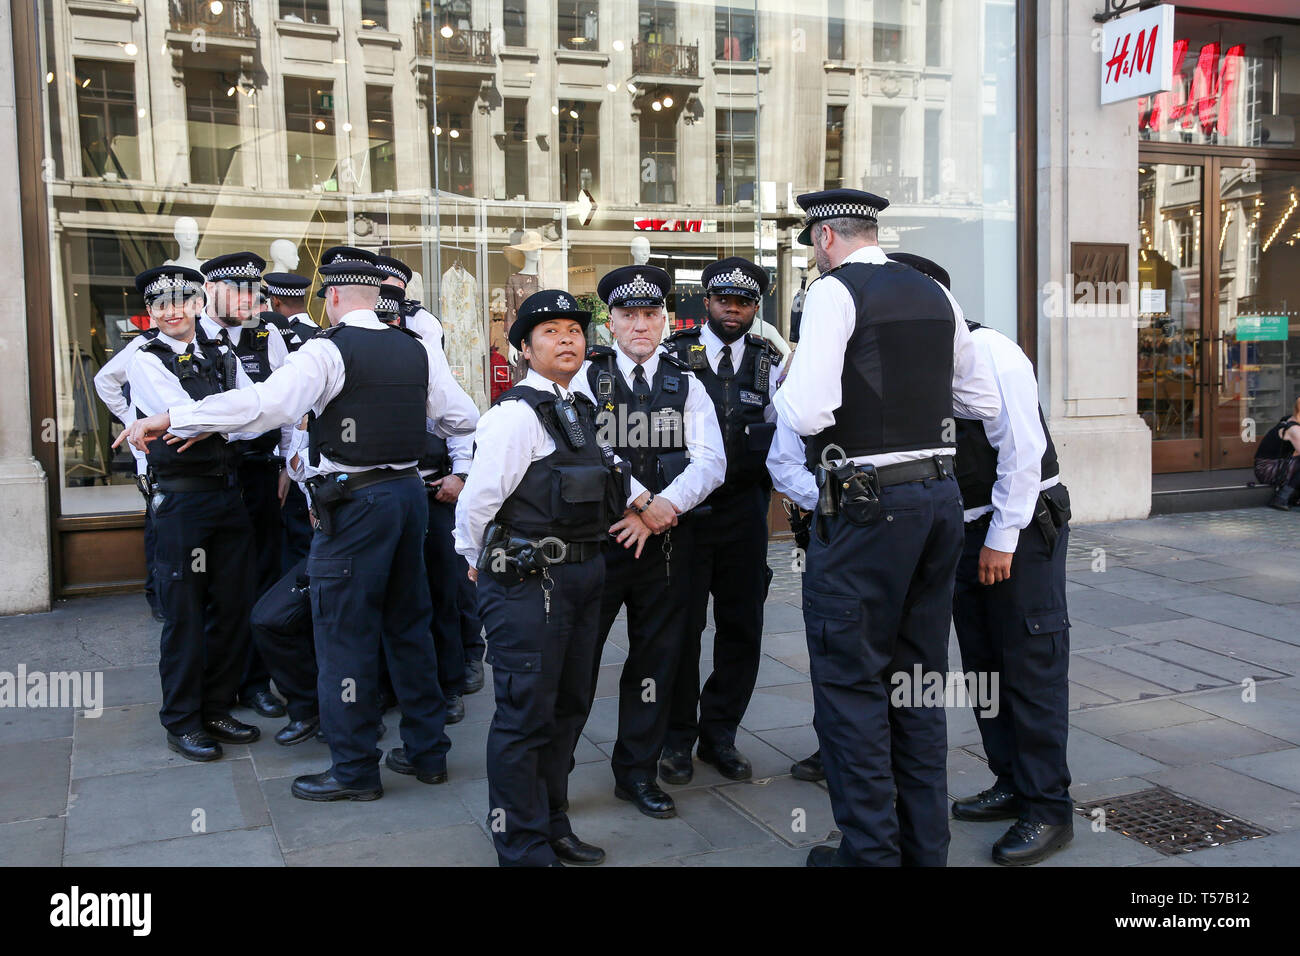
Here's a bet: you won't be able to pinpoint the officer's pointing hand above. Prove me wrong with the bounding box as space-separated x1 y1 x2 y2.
113 412 173 452
610 512 652 559
978 546 1014 586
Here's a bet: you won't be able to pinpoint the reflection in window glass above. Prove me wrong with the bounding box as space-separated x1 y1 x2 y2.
559 101 599 201
825 105 845 190
559 2 599 50
640 110 677 204
367 85 397 192
284 77 335 191
873 0 904 64
504 98 528 200
639 0 677 45
280 0 329 25
926 0 943 67
717 109 756 204
185 70 242 187
716 6 757 62
827 0 845 60
361 0 388 31
503 2 527 46
433 92 475 196
76 60 138 180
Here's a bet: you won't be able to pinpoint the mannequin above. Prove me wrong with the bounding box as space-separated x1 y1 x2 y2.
520 247 539 276
630 235 651 265
165 217 202 270
269 238 300 274
505 231 544 379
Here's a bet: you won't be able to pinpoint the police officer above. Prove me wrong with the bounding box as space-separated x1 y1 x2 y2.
578 266 726 818
376 281 472 723
115 265 261 761
262 272 322 350
659 256 781 784
198 252 292 719
776 189 1001 866
888 251 1077 866
454 289 631 866
375 254 445 347
121 250 480 801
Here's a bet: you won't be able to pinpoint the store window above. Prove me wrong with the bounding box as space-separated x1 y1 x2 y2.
639 0 677 45
504 98 528 200
433 92 475 196
75 60 138 181
559 2 599 51
1138 14 1300 152
280 0 329 25
716 109 756 204
184 70 243 187
367 86 397 192
361 0 388 31
873 0 904 64
284 78 335 190
716 6 757 62
559 101 599 202
825 105 845 190
827 0 845 60
926 0 943 68
503 2 527 46
640 110 678 204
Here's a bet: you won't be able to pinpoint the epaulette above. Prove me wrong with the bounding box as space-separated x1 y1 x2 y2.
318 324 344 338
586 344 616 360
745 332 781 357
659 351 690 372
390 323 421 340
139 337 171 355
664 325 701 343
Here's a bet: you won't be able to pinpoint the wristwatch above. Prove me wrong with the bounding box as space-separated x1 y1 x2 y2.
453 472 468 482
634 492 655 514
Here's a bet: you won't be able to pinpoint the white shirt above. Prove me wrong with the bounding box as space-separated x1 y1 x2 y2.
168 310 480 475
280 312 320 349
773 245 1002 467
94 332 150 424
406 305 444 350
766 418 817 512
199 314 290 373
697 321 781 422
453 368 586 565
127 331 260 444
963 326 1060 553
572 343 727 512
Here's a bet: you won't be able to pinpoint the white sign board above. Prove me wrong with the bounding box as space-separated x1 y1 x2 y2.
1100 4 1175 105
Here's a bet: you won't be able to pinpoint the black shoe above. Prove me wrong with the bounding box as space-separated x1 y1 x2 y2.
291 771 383 802
385 747 448 784
992 818 1074 866
166 730 222 762
1269 490 1292 511
463 658 485 695
791 750 825 782
806 845 848 867
658 747 694 785
240 688 286 719
203 715 261 744
274 716 321 747
952 784 1021 822
549 834 606 866
697 741 752 781
614 780 676 818
445 695 465 725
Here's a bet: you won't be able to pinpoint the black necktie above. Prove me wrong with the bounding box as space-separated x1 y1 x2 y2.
717 346 735 381
219 328 234 350
632 364 651 404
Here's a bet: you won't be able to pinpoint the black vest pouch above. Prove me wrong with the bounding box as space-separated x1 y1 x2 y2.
744 421 776 459
1042 483 1071 528
656 449 689 489
552 465 610 527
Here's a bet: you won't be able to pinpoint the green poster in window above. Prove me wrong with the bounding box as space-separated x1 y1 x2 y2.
1237 315 1288 342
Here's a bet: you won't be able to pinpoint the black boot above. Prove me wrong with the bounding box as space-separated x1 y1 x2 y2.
1269 489 1292 511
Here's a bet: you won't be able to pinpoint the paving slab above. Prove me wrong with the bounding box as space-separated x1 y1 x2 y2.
1067 566 1218 603
1134 559 1254 583
713 775 837 848
1143 763 1300 834
1204 574 1300 605
100 664 161 707
1067 590 1188 628
0 705 74 745
738 683 815 732
65 826 284 867
671 787 776 851
1068 655 1181 702
1060 728 1168 782
1217 748 1300 794
674 839 808 866
0 816 65 866
1135 640 1291 686
1169 594 1300 646
1078 646 1233 694
283 822 496 867
1181 684 1300 745
1110 719 1294 767
1070 699 1214 739
1183 829 1300 866
0 737 70 825
71 703 254 781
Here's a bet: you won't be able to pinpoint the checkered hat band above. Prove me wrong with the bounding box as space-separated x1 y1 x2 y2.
376 296 401 312
205 263 263 280
145 276 201 298
707 269 761 293
265 283 306 297
804 201 880 221
610 276 665 302
322 273 382 287
375 262 405 278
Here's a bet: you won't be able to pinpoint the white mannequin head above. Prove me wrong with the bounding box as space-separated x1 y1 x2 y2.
630 235 651 265
521 248 540 275
269 239 299 273
174 217 199 252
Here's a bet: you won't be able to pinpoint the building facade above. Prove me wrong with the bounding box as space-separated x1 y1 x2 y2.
1 0 1298 611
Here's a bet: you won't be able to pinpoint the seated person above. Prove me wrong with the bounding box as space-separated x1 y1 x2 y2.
1255 397 1300 511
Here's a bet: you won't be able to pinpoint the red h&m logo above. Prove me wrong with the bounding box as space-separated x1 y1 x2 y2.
1139 41 1246 139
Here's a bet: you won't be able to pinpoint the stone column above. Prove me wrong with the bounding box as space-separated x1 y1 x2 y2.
1036 0 1151 522
0 0 52 613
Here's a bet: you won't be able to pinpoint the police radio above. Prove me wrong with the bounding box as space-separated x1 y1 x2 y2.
553 386 588 450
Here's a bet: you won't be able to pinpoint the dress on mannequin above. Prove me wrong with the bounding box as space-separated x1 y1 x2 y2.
440 261 489 409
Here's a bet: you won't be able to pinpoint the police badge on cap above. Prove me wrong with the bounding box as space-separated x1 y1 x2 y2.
794 188 890 246
320 245 376 267
598 265 672 309
135 265 205 305
701 257 768 301
509 289 591 349
200 251 266 283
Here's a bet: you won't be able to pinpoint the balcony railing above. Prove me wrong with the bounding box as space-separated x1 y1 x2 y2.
170 0 257 39
632 40 700 78
414 20 495 64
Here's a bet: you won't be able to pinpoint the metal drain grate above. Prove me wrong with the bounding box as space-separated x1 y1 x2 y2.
1074 787 1268 855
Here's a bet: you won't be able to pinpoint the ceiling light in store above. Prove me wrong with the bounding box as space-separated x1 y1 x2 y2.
626 82 637 94
227 86 236 96
651 101 662 111
81 76 91 88
449 128 460 138
314 119 326 131
441 25 454 38
123 43 137 56
606 83 617 92
342 122 352 132
137 108 146 117
612 40 625 52
569 109 578 119
662 96 673 108
209 1 223 14
44 71 53 84
551 105 559 114
434 125 443 135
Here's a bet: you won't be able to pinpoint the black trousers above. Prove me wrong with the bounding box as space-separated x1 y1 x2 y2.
143 502 161 617
238 459 283 697
460 565 485 663
592 524 693 786
250 557 317 722
952 518 1073 825
281 482 314 571
803 474 963 866
426 493 466 696
308 474 448 788
480 556 605 867
151 484 255 735
666 484 771 752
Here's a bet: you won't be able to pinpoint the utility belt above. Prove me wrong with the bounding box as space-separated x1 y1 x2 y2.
305 466 419 535
145 470 239 495
965 483 1072 551
815 455 955 529
476 521 603 582
239 452 285 469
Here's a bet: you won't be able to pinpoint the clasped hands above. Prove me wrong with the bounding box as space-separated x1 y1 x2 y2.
608 491 678 559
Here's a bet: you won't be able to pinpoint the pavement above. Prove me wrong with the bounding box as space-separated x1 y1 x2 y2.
3 507 1300 867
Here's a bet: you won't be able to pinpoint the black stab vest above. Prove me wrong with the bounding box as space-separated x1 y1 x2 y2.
953 323 1060 510
137 339 238 479
664 327 776 493
585 347 689 495
308 323 430 467
803 261 957 471
201 319 280 457
494 385 622 542
266 313 320 352
419 433 453 478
